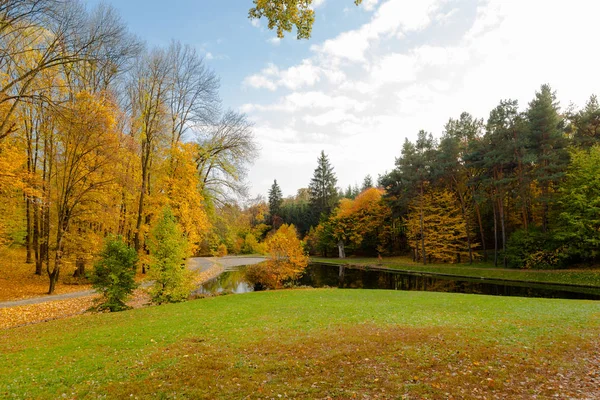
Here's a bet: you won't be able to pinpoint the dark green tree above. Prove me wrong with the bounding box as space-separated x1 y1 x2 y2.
91 236 139 312
268 179 283 219
361 174 373 191
568 95 600 148
308 150 338 226
526 84 568 232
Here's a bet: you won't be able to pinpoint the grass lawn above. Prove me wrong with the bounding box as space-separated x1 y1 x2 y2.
1 289 599 399
312 256 600 287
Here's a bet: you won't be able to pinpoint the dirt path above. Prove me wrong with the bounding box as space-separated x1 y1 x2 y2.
0 256 265 309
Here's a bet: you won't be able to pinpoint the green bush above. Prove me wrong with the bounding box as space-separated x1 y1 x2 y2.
91 236 138 312
505 228 563 269
148 207 193 304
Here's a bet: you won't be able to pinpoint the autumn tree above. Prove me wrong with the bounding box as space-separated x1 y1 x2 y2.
245 224 308 288
328 187 391 258
406 189 476 264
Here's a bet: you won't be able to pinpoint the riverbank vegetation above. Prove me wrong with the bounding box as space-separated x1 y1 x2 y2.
2 289 599 398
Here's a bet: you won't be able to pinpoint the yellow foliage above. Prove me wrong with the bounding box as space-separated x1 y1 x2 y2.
245 224 308 288
406 189 478 263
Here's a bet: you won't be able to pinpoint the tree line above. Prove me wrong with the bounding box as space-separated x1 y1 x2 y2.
0 0 257 293
267 85 600 269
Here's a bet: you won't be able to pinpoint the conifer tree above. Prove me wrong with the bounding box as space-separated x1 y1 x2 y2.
361 175 373 192
268 179 283 219
308 150 338 226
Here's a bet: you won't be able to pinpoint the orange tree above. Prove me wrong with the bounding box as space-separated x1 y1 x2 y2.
245 224 308 288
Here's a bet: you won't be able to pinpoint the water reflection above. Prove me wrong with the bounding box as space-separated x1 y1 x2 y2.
197 262 600 300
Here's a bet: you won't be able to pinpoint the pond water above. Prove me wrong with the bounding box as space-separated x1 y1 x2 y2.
196 262 600 300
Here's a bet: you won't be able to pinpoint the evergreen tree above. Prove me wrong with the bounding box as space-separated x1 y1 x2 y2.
527 84 568 232
568 95 600 148
308 150 338 226
361 174 373 191
268 179 283 219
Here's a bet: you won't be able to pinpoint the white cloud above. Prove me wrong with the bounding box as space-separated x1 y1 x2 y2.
243 0 600 197
267 37 281 45
362 0 380 12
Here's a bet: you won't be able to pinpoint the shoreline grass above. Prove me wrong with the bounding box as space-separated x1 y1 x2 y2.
1 289 599 398
312 256 600 287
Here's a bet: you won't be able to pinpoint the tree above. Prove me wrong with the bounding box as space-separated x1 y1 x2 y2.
406 189 477 264
568 95 600 148
308 150 338 226
526 84 568 232
554 146 600 262
245 224 308 288
249 0 363 39
147 207 193 304
91 236 138 312
268 179 283 219
361 175 373 192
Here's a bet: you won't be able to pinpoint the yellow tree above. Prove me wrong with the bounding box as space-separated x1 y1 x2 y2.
46 91 121 293
406 189 477 264
245 224 308 288
329 187 392 258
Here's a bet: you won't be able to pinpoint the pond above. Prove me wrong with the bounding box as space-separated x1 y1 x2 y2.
196 262 600 300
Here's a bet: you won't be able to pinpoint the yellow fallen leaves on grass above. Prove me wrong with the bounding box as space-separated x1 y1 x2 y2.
0 295 98 330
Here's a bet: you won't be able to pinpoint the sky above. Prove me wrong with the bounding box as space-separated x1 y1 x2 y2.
85 0 600 199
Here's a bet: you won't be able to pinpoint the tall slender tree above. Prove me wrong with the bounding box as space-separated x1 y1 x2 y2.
268 179 283 219
308 150 338 226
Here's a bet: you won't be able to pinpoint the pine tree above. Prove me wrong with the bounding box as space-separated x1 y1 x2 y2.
268 179 283 219
361 174 373 192
527 84 568 232
308 150 338 226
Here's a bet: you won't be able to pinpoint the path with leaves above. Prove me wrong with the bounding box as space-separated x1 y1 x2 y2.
0 256 265 309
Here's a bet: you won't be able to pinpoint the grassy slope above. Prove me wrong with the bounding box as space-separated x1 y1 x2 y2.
313 256 600 287
2 289 599 399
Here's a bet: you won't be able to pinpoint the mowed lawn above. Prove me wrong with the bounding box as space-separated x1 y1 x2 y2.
1 289 599 399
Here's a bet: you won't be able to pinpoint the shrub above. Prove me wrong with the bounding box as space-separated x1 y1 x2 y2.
245 224 308 289
148 207 194 304
505 228 563 269
215 243 228 257
91 236 138 312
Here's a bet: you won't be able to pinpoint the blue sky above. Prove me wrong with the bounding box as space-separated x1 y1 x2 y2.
85 0 600 199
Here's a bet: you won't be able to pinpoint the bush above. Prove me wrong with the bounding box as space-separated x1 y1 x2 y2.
91 236 138 312
505 228 563 269
215 243 228 257
148 207 194 304
245 224 308 289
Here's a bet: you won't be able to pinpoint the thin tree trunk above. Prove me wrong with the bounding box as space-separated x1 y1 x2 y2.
337 240 345 259
420 184 426 265
25 195 33 264
474 202 486 261
498 195 507 268
492 197 498 267
456 189 473 264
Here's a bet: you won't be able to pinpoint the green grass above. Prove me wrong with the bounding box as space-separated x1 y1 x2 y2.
312 256 600 287
2 289 600 399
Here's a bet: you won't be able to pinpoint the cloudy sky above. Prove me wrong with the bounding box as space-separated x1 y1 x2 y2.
87 0 600 198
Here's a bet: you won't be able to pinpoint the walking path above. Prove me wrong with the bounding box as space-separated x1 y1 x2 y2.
0 256 265 309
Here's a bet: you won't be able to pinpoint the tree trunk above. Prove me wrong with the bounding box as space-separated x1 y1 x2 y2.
498 196 507 268
33 202 42 275
420 185 426 265
25 196 33 264
73 257 85 278
492 197 498 267
337 240 345 259
474 202 486 261
456 189 473 264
